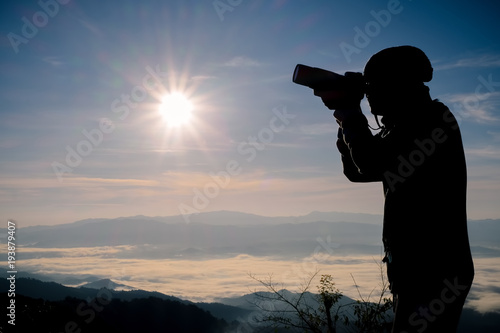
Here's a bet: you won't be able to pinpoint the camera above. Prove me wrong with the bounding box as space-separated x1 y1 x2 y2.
292 64 365 103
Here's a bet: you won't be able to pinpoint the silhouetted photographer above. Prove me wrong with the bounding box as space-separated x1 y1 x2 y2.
294 46 474 332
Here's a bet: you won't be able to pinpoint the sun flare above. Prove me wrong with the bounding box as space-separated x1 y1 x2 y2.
159 92 193 127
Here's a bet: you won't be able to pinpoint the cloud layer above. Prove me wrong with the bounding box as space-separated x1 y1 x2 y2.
10 246 500 313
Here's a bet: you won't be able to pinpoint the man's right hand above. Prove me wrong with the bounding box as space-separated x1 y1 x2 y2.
313 71 364 112
313 89 357 110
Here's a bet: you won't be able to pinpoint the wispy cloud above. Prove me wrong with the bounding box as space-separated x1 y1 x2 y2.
42 56 65 67
77 18 103 36
0 176 159 189
465 257 500 313
438 91 500 123
190 75 217 82
300 123 336 136
466 146 500 160
12 247 500 312
223 56 262 68
434 53 500 71
487 131 500 142
13 249 398 303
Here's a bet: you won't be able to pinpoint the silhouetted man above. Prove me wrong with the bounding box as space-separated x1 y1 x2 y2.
314 46 474 332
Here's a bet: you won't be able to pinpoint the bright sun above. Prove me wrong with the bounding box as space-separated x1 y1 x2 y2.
159 92 193 127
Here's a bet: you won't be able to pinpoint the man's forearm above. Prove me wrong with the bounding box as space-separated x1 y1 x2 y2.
336 112 384 180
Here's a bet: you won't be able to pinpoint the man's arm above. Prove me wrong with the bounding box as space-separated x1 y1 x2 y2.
313 87 384 182
336 112 383 182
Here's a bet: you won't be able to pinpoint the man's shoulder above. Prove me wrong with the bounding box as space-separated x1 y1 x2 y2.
430 100 462 132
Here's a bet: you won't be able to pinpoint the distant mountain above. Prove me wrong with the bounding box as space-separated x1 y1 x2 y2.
0 277 182 303
5 293 232 333
167 210 384 225
457 308 500 333
0 277 251 323
76 210 384 226
467 219 500 248
80 278 135 291
9 218 386 258
215 289 357 312
215 289 500 333
4 276 499 332
1 211 498 260
4 210 383 230
0 267 106 287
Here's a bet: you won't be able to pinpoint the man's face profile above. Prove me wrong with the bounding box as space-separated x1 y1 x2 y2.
365 80 402 117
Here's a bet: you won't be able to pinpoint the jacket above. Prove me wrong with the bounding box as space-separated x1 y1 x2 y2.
337 99 474 292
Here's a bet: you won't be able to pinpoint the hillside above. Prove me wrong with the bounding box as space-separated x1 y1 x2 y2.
3 293 232 333
0 277 251 324
2 277 499 332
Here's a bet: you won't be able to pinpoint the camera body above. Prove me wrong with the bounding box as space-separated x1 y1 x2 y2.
292 64 365 105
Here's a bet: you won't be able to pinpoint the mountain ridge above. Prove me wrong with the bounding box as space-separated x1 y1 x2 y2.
1 212 498 260
0 276 251 323
80 278 136 291
2 276 499 332
14 210 385 229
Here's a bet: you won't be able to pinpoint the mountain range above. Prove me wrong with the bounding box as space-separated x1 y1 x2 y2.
1 211 499 331
1 276 499 332
0 275 250 323
1 211 499 260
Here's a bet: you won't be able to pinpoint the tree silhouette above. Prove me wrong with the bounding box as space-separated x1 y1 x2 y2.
347 269 393 332
249 261 393 333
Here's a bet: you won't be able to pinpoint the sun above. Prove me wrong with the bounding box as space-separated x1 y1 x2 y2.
159 92 193 127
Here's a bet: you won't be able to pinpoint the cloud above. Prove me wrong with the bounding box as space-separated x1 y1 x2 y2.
487 131 500 142
13 246 500 312
42 56 65 67
299 123 336 136
434 53 500 71
13 248 393 302
466 146 500 160
190 75 217 82
0 176 158 189
438 91 500 123
77 18 103 36
17 246 132 260
223 56 262 68
465 258 500 313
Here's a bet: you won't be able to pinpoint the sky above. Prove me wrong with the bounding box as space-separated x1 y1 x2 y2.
1 0 500 227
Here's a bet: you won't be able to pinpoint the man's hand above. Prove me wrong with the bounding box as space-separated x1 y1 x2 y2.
314 72 364 110
313 89 359 111
336 127 350 155
312 88 363 122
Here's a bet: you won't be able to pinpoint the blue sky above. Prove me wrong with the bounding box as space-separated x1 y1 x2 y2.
1 0 500 226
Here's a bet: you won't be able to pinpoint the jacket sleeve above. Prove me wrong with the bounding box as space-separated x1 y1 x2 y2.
336 112 384 183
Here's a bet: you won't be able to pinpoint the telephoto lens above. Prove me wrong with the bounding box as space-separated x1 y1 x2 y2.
292 64 345 89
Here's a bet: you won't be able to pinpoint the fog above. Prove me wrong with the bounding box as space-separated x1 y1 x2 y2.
13 246 500 314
